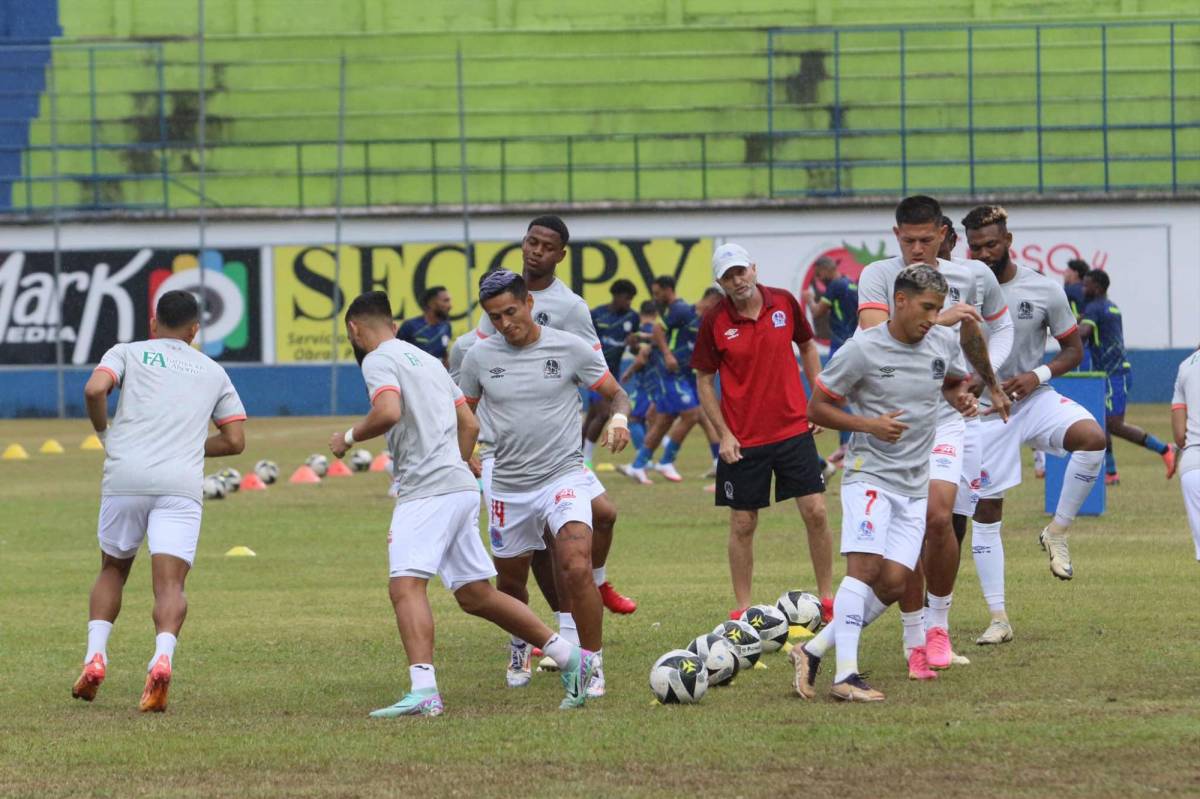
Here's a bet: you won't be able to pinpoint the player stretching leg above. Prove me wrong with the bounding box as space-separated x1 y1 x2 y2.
75 291 246 712
461 270 631 707
856 196 1011 676
789 265 976 701
963 206 1107 644
1171 348 1200 559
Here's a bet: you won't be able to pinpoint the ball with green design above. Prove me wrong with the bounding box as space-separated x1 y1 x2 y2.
687 633 739 686
711 619 762 670
740 604 789 653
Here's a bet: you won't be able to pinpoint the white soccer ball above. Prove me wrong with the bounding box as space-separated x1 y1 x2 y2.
305 454 329 477
711 620 762 670
217 466 241 493
687 633 739 687
350 448 373 472
254 459 279 485
741 604 790 653
202 474 227 500
777 590 825 633
649 649 708 704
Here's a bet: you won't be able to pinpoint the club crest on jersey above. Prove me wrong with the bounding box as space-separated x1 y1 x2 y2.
1018 301 1034 320
949 287 961 303
931 358 946 379
771 310 787 328
543 359 561 379
535 311 550 325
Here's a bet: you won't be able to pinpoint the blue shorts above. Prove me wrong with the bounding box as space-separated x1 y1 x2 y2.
1105 370 1130 417
656 370 700 416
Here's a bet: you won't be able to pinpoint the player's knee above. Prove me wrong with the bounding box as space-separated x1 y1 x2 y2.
730 515 757 540
874 572 907 604
926 505 954 536
592 499 616 529
798 499 827 529
453 581 491 615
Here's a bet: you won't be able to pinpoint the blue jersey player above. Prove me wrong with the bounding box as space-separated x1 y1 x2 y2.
806 255 858 461
1080 269 1175 482
583 280 640 466
1063 259 1091 371
397 285 453 365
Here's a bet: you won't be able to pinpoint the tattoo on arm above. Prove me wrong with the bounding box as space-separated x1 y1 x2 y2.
960 323 999 389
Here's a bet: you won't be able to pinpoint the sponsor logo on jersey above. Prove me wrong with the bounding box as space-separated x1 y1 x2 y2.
724 328 739 340
771 310 787 328
932 443 958 457
931 358 946 379
535 311 551 325
1018 300 1034 319
554 488 577 503
543 358 562 379
489 367 506 379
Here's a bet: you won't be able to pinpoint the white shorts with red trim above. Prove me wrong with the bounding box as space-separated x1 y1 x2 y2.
840 481 927 570
928 412 966 486
954 416 984 517
487 472 594 559
388 489 495 590
98 494 202 566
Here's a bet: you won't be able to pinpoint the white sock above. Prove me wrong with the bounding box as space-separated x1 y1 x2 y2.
409 663 436 692
972 521 1007 615
901 610 926 656
1053 449 1104 528
583 440 596 461
149 632 176 671
592 566 607 587
558 612 580 646
542 633 575 668
926 592 952 630
804 620 836 658
833 576 872 682
86 620 113 665
864 590 889 625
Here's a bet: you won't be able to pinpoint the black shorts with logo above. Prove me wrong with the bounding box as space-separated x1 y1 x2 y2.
715 431 826 510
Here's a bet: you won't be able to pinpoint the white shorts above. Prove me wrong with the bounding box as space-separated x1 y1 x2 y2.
1181 470 1200 559
578 466 607 500
389 489 496 590
98 494 202 566
481 455 495 510
978 387 1096 499
488 472 594 559
840 481 928 570
929 412 966 486
954 417 983 517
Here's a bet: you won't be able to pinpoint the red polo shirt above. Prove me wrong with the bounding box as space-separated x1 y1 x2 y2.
691 285 814 448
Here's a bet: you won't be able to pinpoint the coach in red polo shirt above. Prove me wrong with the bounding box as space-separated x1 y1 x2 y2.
694 243 834 620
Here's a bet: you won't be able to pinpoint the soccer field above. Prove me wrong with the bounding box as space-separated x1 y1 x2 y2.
1 407 1197 798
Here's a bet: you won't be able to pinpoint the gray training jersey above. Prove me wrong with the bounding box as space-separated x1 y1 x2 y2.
817 324 966 498
361 339 478 503
96 338 246 503
957 257 1009 322
448 330 495 454
1172 350 1200 475
458 326 609 494
477 277 601 349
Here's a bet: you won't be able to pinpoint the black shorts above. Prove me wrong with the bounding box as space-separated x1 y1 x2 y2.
715 432 826 510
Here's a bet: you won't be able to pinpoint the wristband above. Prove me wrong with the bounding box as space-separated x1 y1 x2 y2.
1033 365 1052 385
343 428 356 446
609 413 629 430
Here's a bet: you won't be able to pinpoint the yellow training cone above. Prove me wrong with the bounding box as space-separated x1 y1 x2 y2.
81 434 104 450
225 546 257 557
2 443 29 460
789 624 815 640
594 463 616 472
39 439 65 454
753 660 768 670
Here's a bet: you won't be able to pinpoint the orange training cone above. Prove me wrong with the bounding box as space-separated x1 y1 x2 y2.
240 472 267 491
369 453 392 472
288 465 321 484
327 459 353 477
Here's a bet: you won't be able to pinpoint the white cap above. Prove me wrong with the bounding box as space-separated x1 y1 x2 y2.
712 243 752 281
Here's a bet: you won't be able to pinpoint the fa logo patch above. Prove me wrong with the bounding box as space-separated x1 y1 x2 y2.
771 310 787 328
1018 301 1034 320
931 358 946 379
535 311 550 325
543 358 562 379
724 481 735 500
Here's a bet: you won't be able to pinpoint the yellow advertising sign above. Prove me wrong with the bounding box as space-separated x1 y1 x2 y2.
273 238 713 362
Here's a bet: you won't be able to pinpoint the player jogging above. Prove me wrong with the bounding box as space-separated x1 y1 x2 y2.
74 290 247 712
1171 348 1200 559
963 205 1107 645
789 265 975 701
460 270 632 703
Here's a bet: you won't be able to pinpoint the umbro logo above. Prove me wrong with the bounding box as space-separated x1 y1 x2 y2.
879 366 896 378
489 367 506 379
724 328 739 340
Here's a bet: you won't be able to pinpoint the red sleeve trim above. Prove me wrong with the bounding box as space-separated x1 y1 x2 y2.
1172 403 1187 411
464 395 480 403
475 329 489 339
815 379 845 403
592 342 603 351
215 413 247 427
454 396 467 407
984 305 1009 322
1053 324 1079 342
858 302 889 313
589 371 613 391
94 365 120 386
371 385 401 403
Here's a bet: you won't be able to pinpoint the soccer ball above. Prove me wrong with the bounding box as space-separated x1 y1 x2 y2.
649 649 708 704
350 448 373 472
254 459 279 485
202 474 227 500
217 466 241 493
741 604 789 653
777 590 825 632
306 454 329 477
711 620 762 670
687 633 739 687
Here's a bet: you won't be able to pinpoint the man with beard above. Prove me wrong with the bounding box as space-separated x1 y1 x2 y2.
398 286 453 366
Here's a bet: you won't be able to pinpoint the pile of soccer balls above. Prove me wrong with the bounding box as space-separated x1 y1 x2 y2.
649 590 825 705
201 451 379 500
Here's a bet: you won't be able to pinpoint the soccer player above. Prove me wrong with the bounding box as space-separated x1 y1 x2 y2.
398 285 453 365
805 254 858 466
1171 348 1200 559
692 243 835 621
789 265 975 701
460 270 632 702
1079 269 1176 484
617 300 662 469
963 205 1107 645
333 291 589 716
1063 259 1092 374
584 279 640 468
74 290 246 712
856 196 1012 674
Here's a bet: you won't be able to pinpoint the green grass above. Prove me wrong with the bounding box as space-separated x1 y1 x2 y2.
1 407 1198 798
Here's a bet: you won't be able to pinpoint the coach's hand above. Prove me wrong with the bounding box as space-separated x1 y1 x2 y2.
869 411 909 443
937 303 983 327
329 431 349 458
1001 372 1040 404
719 431 743 463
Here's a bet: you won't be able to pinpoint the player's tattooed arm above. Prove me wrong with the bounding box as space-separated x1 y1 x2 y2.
595 374 632 453
959 319 1011 421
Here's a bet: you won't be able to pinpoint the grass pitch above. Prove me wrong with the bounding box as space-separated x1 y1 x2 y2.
1 406 1198 798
